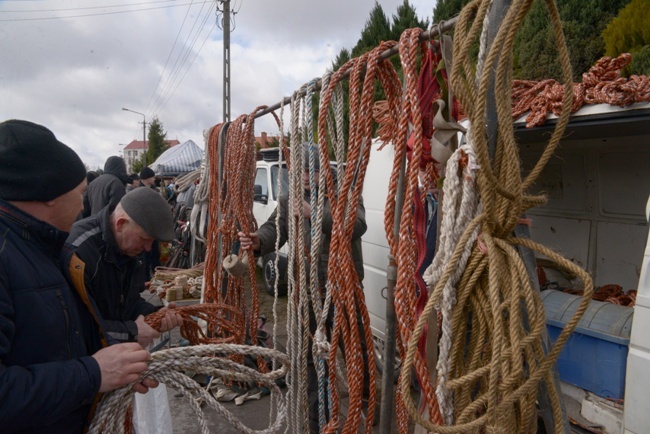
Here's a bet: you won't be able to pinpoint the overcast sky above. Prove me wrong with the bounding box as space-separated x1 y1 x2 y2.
0 0 436 169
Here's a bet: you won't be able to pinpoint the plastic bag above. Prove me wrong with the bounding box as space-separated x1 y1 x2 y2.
132 382 173 434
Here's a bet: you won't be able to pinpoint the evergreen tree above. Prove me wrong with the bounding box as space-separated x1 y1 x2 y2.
146 117 168 165
433 0 471 22
391 0 429 42
602 0 650 75
351 2 392 58
514 0 630 81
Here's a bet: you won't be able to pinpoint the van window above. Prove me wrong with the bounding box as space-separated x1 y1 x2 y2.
270 165 289 200
255 168 268 198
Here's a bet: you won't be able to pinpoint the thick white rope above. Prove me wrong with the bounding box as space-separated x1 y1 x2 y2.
173 169 200 195
89 344 290 434
422 138 482 424
269 96 287 427
476 0 494 83
190 127 213 245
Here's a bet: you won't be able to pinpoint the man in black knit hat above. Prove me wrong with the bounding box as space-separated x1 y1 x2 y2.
0 119 156 433
139 166 156 188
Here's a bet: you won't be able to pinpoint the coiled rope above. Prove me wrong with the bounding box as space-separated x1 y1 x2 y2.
145 304 243 345
399 0 594 433
173 169 200 196
89 344 290 434
512 52 650 128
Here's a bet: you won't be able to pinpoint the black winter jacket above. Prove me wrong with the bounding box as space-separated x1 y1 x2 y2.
0 199 107 433
84 156 128 217
67 205 158 343
257 192 367 288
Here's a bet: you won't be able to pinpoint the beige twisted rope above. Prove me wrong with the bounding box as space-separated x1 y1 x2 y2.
89 344 290 434
399 0 594 432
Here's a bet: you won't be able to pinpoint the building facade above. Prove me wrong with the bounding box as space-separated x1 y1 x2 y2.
122 139 180 173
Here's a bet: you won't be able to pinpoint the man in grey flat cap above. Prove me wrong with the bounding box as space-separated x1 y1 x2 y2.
68 187 183 348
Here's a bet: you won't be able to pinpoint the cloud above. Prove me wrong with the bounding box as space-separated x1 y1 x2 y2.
0 0 434 168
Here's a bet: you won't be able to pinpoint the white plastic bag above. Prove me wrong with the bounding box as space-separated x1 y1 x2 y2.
132 384 173 434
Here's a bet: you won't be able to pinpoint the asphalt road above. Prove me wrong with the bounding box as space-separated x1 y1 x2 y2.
142 273 390 434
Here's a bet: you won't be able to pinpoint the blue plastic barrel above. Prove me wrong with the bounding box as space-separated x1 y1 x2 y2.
540 289 633 399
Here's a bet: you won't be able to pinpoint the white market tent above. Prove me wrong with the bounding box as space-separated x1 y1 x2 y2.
150 139 203 177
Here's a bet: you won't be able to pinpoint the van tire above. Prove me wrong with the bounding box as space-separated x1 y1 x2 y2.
263 253 288 297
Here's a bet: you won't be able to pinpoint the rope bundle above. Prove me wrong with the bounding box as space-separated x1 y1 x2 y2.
316 40 407 433
283 83 313 433
512 52 650 128
89 344 290 434
399 0 594 433
202 108 281 353
145 304 244 346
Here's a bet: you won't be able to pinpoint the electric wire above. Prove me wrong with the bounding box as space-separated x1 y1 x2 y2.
149 1 213 114
0 1 211 21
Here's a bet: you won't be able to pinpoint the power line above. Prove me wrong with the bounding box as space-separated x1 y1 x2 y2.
149 2 213 115
144 0 197 115
0 1 211 22
156 21 217 114
1 1 177 13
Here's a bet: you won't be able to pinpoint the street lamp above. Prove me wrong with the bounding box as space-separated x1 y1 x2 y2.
121 107 146 149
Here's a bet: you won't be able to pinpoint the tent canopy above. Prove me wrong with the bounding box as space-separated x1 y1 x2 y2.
150 140 203 177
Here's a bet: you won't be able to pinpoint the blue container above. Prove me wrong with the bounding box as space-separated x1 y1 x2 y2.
540 289 633 399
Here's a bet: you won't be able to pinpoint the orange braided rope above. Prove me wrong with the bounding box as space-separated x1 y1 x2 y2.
145 304 243 345
201 107 282 370
317 39 410 434
512 53 650 128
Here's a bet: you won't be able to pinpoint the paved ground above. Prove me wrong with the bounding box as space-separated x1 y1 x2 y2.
143 271 393 433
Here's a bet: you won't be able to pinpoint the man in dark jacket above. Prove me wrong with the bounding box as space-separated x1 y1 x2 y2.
68 187 182 347
84 155 129 216
138 166 161 279
0 119 154 433
239 148 368 433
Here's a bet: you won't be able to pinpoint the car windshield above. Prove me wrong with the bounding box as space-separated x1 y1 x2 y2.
270 164 290 200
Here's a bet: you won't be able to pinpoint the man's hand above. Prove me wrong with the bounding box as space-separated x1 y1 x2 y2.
238 231 261 251
132 377 159 394
92 343 152 393
294 200 311 219
157 302 184 332
135 315 161 348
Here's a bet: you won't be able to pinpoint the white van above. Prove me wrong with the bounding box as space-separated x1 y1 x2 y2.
360 102 650 433
252 148 289 296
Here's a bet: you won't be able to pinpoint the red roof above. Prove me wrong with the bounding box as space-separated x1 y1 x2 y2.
123 139 180 150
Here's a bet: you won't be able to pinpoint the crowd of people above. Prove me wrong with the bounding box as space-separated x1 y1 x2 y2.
0 120 384 434
0 119 184 433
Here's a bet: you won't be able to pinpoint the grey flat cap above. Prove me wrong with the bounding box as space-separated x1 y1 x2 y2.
120 187 175 242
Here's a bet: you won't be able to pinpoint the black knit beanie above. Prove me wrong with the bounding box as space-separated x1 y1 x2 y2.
139 166 155 180
0 119 87 201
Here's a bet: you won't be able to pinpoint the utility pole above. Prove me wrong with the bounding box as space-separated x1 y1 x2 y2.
122 107 147 167
221 0 231 123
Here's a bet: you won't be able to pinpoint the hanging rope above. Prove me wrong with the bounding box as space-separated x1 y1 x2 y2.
282 84 307 434
399 0 594 432
189 127 213 246
424 142 481 424
173 169 200 196
317 40 406 433
89 344 290 434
